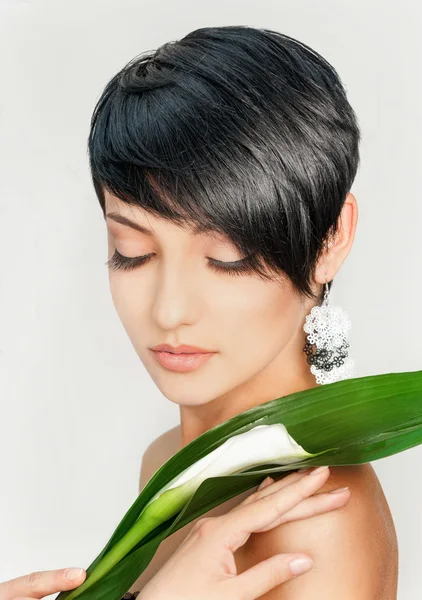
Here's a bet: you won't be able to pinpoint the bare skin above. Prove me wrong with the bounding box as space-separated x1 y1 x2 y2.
126 426 399 598
0 186 400 598
105 187 399 598
0 468 350 600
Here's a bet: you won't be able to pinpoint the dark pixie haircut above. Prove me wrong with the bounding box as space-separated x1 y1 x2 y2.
88 25 360 304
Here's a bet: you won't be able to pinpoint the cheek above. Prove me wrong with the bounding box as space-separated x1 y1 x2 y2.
108 274 147 339
214 281 303 366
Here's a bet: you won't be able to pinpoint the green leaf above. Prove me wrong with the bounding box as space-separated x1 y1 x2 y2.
57 369 422 600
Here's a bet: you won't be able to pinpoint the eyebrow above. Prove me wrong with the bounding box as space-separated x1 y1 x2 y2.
105 212 217 237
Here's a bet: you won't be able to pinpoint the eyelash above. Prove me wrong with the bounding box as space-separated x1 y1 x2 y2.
105 249 254 277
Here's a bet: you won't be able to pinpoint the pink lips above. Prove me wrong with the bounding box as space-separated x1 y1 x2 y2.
150 348 215 372
151 343 213 354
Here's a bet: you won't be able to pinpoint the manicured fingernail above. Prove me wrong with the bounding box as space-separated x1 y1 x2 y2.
329 486 349 494
309 466 329 476
65 568 84 580
289 557 314 575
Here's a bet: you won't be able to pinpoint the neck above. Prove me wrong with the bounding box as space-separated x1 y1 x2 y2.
178 329 318 448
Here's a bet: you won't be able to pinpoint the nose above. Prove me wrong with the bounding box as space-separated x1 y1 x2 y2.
151 259 201 330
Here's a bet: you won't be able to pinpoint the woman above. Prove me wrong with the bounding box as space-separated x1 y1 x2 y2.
91 25 398 598
3 24 399 599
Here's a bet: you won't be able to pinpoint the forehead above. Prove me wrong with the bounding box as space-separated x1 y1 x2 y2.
104 191 228 241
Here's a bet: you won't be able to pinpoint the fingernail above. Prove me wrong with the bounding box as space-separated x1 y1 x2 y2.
329 486 349 494
309 466 329 476
289 557 314 575
258 476 273 490
65 568 84 580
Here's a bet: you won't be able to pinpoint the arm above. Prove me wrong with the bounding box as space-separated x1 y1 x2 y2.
234 464 398 600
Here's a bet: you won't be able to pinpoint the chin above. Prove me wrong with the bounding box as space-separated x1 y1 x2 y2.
148 373 224 406
160 385 221 407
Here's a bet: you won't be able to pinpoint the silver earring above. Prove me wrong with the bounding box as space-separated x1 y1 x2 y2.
302 276 355 385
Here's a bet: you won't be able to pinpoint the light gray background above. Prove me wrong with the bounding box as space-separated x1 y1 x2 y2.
0 0 421 598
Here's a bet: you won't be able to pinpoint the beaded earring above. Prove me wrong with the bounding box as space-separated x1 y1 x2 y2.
302 273 355 385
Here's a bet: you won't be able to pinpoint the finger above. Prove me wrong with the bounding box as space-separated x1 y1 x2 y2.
217 466 331 552
222 551 314 600
254 486 351 531
0 568 86 600
236 469 310 509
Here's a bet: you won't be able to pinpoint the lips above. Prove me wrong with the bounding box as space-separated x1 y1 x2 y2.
150 348 216 372
151 343 214 354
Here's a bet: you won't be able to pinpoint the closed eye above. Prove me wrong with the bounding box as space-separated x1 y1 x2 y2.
105 249 255 277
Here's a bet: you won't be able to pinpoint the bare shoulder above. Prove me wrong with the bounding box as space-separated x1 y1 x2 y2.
236 463 399 599
138 425 181 491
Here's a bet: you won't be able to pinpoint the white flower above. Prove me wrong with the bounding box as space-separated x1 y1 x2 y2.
145 423 312 507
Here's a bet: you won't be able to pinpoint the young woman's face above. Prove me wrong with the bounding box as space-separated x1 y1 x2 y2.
104 192 319 408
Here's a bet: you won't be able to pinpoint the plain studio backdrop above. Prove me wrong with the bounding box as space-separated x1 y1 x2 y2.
0 0 421 598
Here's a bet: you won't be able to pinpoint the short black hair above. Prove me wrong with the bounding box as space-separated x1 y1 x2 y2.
88 25 360 303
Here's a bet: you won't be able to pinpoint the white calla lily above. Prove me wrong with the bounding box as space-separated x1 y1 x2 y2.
145 423 312 507
72 423 312 595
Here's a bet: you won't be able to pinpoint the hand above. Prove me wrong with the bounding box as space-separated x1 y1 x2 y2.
0 567 86 599
138 466 351 600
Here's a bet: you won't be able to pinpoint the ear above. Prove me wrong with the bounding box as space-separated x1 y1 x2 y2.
314 192 359 286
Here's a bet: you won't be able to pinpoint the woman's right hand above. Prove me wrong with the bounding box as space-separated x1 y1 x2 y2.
0 566 86 600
